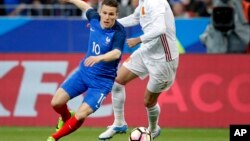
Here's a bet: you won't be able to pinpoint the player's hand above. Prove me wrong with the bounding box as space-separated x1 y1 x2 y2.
84 56 101 67
127 37 141 48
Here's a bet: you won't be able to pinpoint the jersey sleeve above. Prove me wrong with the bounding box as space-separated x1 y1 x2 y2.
117 5 140 27
86 9 100 21
112 30 126 52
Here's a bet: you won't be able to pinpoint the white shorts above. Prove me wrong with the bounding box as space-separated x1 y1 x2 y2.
123 49 179 93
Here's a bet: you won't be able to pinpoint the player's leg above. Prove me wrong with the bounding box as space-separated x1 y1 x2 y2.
144 89 161 139
47 68 88 141
47 89 71 141
98 66 138 140
50 102 93 141
49 87 108 141
145 58 179 139
99 52 148 140
113 51 149 126
52 68 87 131
113 66 138 125
51 88 74 131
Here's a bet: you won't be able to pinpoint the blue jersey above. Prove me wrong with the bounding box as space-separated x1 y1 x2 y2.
61 9 126 111
80 9 126 79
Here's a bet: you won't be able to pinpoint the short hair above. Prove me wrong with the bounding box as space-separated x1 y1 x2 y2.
101 0 119 13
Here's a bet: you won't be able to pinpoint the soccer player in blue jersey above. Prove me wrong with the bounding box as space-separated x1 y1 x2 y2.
46 0 126 141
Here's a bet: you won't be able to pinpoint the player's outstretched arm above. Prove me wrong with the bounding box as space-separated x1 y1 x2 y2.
60 0 92 11
84 49 122 67
117 5 140 27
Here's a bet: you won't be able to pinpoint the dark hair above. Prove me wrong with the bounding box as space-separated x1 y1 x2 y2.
101 0 119 12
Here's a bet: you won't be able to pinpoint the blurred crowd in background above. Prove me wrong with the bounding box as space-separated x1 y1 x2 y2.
0 0 218 18
0 0 249 53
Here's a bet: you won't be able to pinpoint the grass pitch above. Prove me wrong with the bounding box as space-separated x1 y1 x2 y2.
0 126 228 141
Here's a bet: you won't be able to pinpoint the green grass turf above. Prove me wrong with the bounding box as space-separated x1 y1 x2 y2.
0 126 229 141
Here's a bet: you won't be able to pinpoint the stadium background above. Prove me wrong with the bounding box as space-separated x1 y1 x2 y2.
0 18 250 130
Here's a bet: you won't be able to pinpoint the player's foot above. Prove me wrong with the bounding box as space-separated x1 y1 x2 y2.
149 126 161 139
56 110 75 131
98 124 128 140
47 136 56 141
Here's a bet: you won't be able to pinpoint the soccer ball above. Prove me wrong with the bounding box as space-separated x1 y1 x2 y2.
129 127 153 141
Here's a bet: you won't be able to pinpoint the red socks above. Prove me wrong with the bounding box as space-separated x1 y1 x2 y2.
52 116 84 140
53 104 71 122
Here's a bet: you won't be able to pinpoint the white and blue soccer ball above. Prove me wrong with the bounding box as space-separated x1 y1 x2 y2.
129 127 153 141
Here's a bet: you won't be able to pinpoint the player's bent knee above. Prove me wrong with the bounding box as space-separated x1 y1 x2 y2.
115 77 127 85
50 99 63 108
50 96 67 108
50 97 57 107
144 100 157 108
